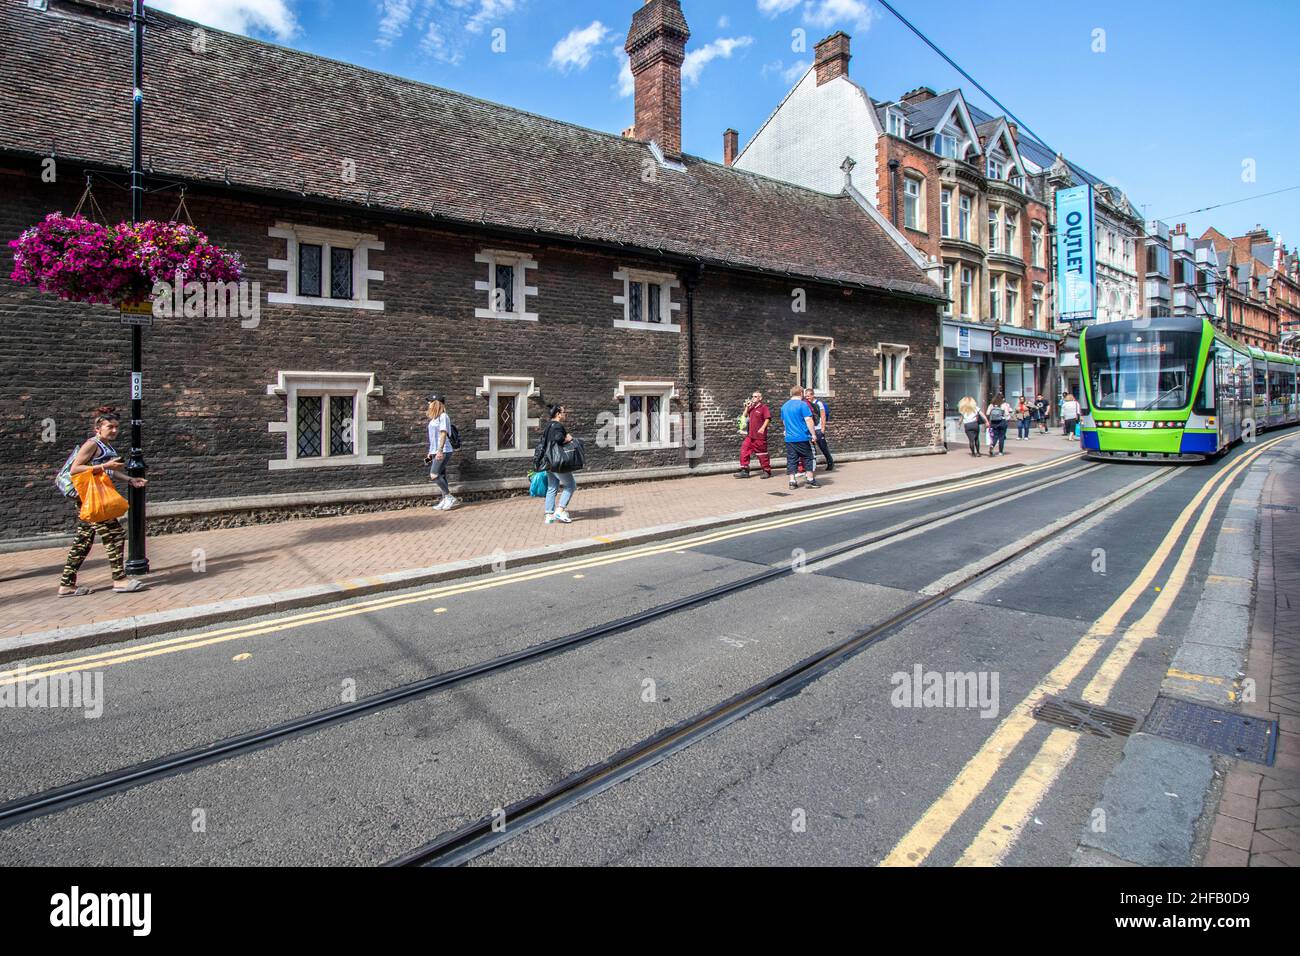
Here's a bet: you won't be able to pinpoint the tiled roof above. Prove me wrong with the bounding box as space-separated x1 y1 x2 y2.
0 1 939 300
898 90 961 136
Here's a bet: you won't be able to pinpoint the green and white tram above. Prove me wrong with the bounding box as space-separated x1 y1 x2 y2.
1079 316 1299 461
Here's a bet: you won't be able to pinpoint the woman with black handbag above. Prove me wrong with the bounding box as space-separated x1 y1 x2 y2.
533 403 582 524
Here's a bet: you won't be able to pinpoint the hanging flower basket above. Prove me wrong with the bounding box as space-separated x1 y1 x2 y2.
9 212 244 308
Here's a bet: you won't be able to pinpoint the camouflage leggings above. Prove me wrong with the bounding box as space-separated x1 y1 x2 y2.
61 517 127 586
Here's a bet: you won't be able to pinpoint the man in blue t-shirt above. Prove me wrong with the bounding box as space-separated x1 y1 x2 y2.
781 385 819 489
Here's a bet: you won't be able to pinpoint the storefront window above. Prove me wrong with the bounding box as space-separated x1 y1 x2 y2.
944 358 982 418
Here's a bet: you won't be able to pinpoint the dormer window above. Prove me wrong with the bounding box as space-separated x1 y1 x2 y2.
987 157 1004 180
935 134 958 159
888 110 907 138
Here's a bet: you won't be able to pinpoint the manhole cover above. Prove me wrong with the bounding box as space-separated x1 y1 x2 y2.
1032 697 1138 738
1142 697 1277 765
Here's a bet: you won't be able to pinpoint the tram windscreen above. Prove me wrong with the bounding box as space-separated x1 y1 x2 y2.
1085 330 1201 411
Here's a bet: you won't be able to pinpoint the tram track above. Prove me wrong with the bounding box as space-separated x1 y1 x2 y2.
0 456 1092 832
390 434 1293 867
389 463 1191 866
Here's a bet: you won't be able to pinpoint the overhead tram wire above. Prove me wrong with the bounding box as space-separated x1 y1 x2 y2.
873 0 1056 157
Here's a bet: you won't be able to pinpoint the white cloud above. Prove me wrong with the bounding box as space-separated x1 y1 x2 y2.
149 0 298 40
419 19 462 64
682 36 754 86
718 15 730 28
376 0 415 47
783 58 811 82
463 0 523 35
757 0 801 15
550 21 611 72
803 0 876 32
615 46 635 98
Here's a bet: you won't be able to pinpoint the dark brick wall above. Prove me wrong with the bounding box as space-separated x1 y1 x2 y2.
1 164 940 539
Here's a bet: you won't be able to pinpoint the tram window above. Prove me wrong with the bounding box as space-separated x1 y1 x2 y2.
1195 355 1215 415
1086 330 1198 410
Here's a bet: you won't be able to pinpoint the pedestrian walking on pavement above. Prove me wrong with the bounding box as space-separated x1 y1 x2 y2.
958 396 987 456
986 393 1012 456
56 406 148 597
781 385 819 489
425 394 458 511
1062 393 1082 441
535 403 579 523
1034 393 1050 434
735 390 773 479
803 387 834 472
1015 396 1032 441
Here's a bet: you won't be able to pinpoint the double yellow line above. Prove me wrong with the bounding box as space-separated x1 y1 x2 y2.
882 433 1293 867
1 457 1071 688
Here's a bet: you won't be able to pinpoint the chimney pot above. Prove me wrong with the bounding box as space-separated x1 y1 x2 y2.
625 0 691 158
723 128 739 167
814 31 851 86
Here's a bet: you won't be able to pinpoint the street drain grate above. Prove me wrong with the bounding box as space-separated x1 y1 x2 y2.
1032 697 1138 739
1263 504 1298 513
1142 697 1277 766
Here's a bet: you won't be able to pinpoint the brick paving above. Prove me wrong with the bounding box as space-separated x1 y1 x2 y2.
0 442 1069 644
1204 444 1300 867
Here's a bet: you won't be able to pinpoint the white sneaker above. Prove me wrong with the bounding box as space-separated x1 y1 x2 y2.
443 496 459 510
434 496 451 510
544 513 557 524
555 510 573 524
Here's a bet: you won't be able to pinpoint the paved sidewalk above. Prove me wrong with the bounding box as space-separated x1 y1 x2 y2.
0 441 1071 657
1203 443 1300 867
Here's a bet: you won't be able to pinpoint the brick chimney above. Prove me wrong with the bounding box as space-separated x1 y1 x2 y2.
814 32 851 86
901 86 936 105
723 128 739 166
625 0 691 158
1006 122 1018 147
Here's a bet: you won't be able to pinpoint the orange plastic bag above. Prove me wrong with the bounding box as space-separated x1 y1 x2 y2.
71 469 129 524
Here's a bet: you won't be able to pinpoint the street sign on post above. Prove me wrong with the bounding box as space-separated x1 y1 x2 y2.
119 301 153 326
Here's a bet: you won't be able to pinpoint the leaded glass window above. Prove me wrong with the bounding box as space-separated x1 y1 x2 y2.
629 281 644 323
647 283 662 323
497 393 518 451
495 262 515 313
299 244 322 298
627 394 663 445
297 396 322 458
330 248 353 300
329 395 353 456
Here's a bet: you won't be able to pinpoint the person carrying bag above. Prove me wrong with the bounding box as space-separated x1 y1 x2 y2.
534 403 581 524
56 406 148 596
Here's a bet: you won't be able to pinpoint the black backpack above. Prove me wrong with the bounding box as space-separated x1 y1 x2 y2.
448 422 462 450
988 405 1005 423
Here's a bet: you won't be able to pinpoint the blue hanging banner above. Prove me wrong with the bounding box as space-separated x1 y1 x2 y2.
1055 185 1096 323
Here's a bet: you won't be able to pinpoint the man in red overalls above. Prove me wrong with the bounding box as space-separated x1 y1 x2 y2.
735 390 773 478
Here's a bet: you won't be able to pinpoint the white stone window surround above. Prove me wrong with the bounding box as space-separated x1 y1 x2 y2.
475 249 539 322
877 343 911 399
267 223 384 311
613 380 681 452
266 371 384 470
791 334 835 397
474 375 540 460
612 267 682 332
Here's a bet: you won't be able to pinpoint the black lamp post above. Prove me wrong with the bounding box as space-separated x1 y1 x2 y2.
125 0 150 575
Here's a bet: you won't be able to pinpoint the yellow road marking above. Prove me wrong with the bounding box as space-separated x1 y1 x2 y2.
1 458 1069 686
953 443 1265 866
881 435 1291 867
1165 668 1225 685
955 728 1079 867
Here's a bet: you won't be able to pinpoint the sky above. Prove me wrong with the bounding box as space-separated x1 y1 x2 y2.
149 0 1300 246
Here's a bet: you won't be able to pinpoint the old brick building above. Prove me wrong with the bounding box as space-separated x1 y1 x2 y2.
1200 227 1283 351
0 0 944 543
734 32 1056 430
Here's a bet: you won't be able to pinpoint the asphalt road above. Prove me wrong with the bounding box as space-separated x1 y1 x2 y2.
0 436 1288 866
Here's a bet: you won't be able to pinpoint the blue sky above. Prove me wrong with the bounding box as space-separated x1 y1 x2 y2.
153 0 1300 244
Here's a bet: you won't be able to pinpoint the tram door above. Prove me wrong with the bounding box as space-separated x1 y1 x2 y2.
1253 359 1269 429
1214 346 1238 445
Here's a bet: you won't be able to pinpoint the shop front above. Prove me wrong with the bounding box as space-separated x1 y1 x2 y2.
991 327 1061 413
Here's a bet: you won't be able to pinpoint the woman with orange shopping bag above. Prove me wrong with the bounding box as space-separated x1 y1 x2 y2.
55 406 149 596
